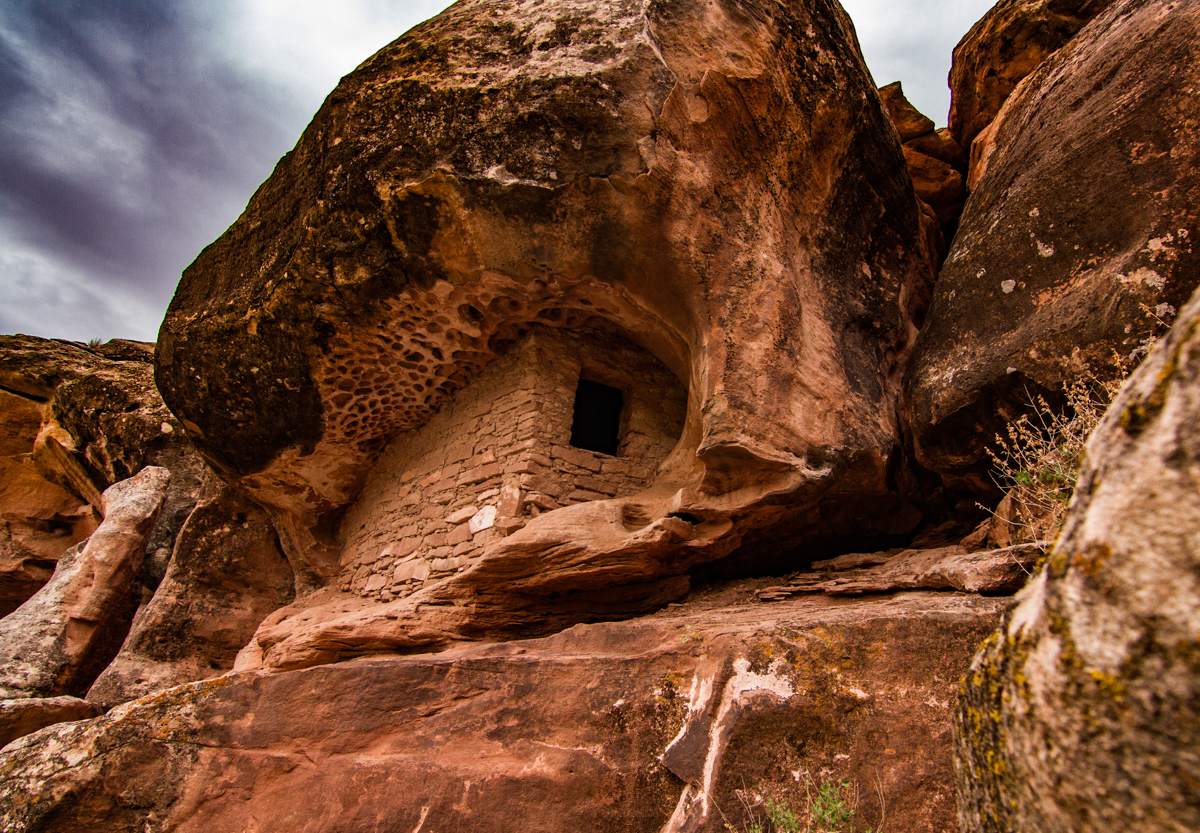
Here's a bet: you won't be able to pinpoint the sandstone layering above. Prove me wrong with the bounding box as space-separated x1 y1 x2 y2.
1 0 1199 830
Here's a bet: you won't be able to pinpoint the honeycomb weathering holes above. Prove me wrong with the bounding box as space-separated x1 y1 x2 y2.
314 284 683 467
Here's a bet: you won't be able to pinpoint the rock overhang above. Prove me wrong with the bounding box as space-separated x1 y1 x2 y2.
156 0 935 599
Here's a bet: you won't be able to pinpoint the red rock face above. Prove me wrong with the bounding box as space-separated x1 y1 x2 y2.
904 0 1200 489
155 0 936 605
0 589 1002 833
878 80 935 141
948 0 1117 155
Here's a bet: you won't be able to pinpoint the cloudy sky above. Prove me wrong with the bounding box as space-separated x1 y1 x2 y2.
0 0 992 344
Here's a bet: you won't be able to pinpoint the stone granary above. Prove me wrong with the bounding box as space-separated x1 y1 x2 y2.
153 0 940 662
338 323 687 601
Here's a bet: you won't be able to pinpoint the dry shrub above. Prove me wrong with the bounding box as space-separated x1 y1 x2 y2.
987 303 1176 544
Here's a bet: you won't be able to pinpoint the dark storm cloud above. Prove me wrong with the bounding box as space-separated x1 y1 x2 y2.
0 0 297 340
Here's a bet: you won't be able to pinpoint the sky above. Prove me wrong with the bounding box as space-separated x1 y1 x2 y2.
0 0 993 344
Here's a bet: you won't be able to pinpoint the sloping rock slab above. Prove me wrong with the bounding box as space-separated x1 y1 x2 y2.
0 591 1002 833
948 0 1116 152
878 80 934 141
0 696 100 750
0 468 170 699
86 485 294 708
756 544 1045 599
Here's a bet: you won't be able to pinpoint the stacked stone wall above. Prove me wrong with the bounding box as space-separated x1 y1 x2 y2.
337 324 686 601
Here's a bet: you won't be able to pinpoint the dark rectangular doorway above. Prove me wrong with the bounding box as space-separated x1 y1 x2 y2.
569 379 623 456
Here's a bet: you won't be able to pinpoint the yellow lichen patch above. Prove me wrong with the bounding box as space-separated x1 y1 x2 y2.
1087 668 1128 700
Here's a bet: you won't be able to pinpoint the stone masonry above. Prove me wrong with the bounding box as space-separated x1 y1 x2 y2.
337 324 687 601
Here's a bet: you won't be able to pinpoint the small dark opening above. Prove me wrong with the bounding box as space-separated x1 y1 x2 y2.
570 379 623 456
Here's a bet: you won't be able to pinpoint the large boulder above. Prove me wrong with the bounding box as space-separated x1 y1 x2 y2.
1 337 170 502
0 467 170 700
0 588 1002 832
948 0 1117 156
86 484 294 707
904 0 1200 490
155 0 936 643
953 283 1200 830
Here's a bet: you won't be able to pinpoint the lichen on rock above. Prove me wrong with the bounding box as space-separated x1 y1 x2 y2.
954 279 1200 831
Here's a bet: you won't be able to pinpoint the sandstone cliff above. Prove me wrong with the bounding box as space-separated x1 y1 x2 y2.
1 0 1198 830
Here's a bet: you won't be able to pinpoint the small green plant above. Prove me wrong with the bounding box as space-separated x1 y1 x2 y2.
718 777 877 833
86 337 103 348
806 780 855 832
765 797 802 832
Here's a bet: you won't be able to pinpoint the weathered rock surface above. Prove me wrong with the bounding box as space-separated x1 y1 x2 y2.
0 588 1002 833
0 388 42 458
0 461 93 617
902 146 965 225
953 282 1200 829
878 80 935 142
87 484 294 708
948 0 1116 156
2 337 167 505
879 81 966 240
0 467 169 699
756 542 1044 599
906 127 966 172
904 0 1200 489
0 696 100 750
156 0 936 616
0 337 302 707
0 337 208 604
0 368 96 615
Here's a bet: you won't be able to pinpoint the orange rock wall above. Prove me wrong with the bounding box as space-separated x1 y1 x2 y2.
337 324 686 601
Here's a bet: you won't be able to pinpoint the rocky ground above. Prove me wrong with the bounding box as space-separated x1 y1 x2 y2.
0 583 1003 833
